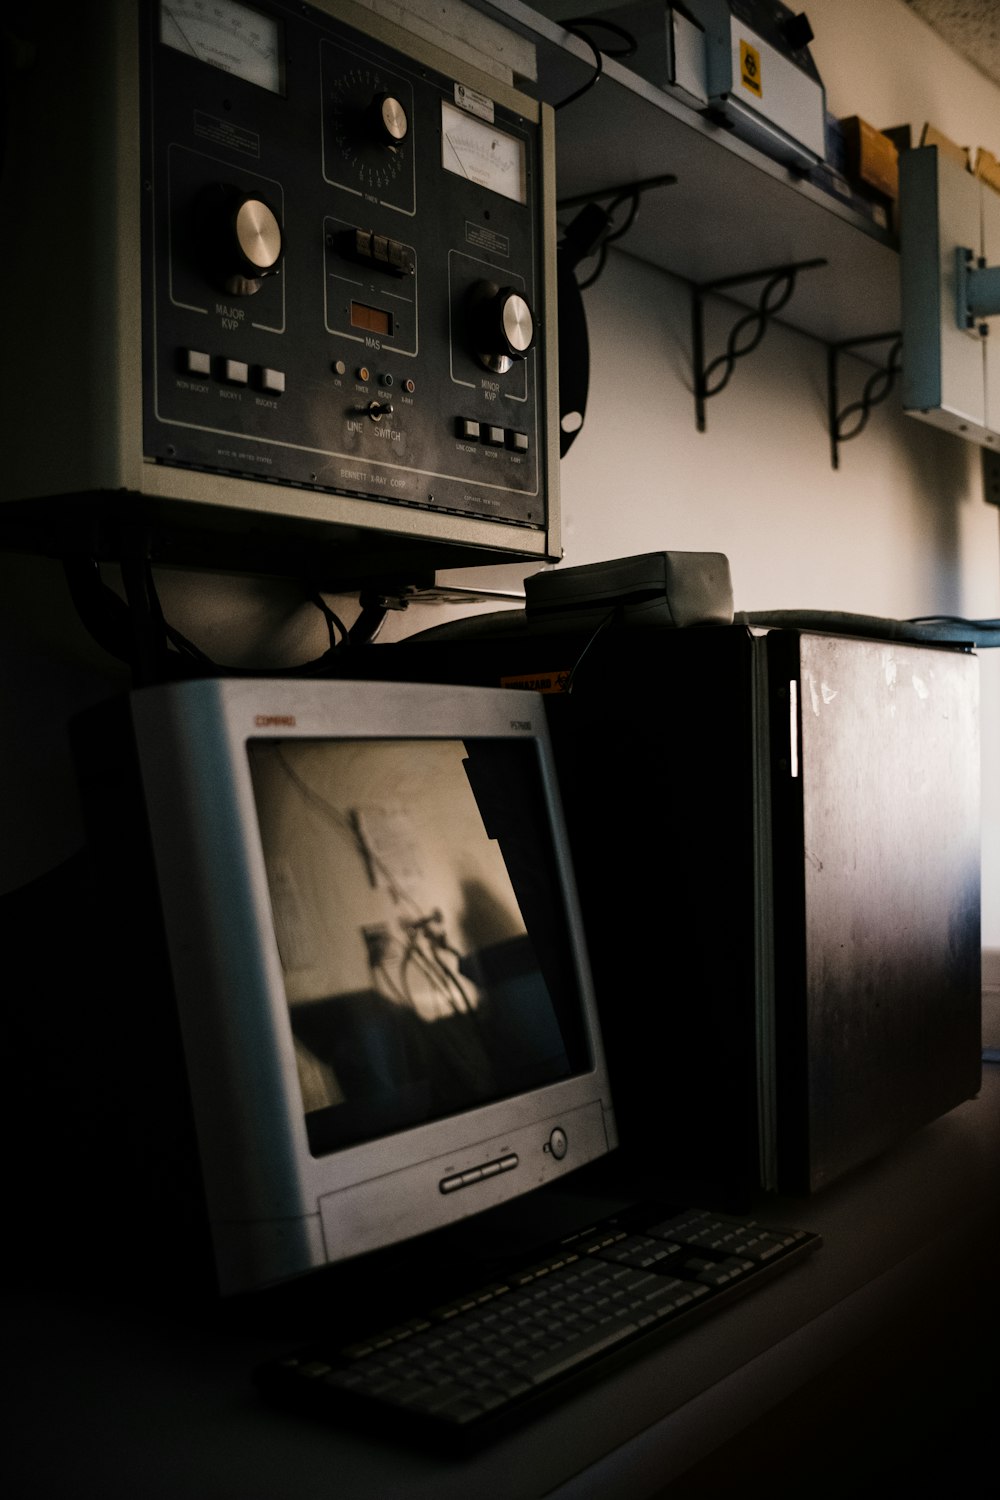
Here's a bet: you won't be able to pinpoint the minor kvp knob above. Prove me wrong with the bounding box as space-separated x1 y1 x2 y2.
195 183 284 296
468 282 535 374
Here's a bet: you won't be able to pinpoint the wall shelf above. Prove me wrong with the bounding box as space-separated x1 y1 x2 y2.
467 1 902 345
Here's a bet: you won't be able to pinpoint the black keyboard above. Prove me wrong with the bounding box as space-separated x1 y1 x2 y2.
254 1202 821 1447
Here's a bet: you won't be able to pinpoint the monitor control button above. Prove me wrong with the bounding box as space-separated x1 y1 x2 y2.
548 1128 568 1160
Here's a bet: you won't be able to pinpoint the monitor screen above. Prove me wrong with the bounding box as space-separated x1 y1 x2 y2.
247 734 590 1156
126 677 616 1295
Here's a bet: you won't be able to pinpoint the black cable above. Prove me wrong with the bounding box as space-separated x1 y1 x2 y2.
906 615 1000 645
65 556 359 680
119 546 171 685
307 592 350 652
563 608 616 693
740 609 1000 648
602 191 642 246
559 176 675 293
909 615 1000 627
555 19 636 111
576 189 641 290
63 557 134 664
347 597 390 646
371 957 410 1008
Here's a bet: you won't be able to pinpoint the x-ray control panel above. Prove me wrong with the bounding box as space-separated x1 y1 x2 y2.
143 0 556 530
2 1 560 570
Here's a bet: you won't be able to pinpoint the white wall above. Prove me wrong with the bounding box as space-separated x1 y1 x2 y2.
1 0 998 950
439 0 1000 946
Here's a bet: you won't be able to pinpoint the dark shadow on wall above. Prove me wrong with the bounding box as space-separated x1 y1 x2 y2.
896 412 979 613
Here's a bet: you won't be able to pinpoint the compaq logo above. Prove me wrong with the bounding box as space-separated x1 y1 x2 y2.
510 719 531 731
254 714 297 727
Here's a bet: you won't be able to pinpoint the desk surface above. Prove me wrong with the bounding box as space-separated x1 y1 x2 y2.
9 997 999 1500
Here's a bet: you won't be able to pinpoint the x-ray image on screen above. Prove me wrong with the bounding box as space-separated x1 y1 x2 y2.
248 737 587 1156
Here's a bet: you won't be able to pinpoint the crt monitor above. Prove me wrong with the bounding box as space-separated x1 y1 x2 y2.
117 676 616 1296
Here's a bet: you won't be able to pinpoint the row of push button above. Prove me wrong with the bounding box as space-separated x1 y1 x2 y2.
181 348 285 394
439 1152 518 1195
346 228 415 277
458 418 529 452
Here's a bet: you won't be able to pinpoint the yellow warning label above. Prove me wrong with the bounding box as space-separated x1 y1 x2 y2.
740 39 762 98
500 669 572 695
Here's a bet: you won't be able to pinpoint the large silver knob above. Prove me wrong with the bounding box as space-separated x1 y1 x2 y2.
196 184 284 296
468 282 535 374
367 92 408 147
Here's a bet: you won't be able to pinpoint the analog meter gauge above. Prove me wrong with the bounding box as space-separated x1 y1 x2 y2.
441 101 526 205
160 0 284 94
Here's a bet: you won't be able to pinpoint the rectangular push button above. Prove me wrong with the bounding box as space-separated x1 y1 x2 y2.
388 240 415 275
258 367 285 394
458 418 480 440
222 359 249 385
483 425 504 446
183 349 211 377
507 430 529 452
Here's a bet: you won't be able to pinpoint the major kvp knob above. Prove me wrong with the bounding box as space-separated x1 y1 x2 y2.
195 183 284 296
467 282 535 374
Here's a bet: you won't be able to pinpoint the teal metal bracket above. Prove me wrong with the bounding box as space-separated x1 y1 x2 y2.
692 258 827 431
956 247 1000 331
827 332 902 470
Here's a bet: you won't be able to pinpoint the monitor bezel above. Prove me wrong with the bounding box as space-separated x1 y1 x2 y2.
129 676 616 1295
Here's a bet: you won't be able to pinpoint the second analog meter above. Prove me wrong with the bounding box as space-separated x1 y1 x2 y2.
441 101 526 205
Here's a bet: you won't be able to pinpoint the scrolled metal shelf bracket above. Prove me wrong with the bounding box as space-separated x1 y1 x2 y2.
827 331 903 470
692 258 827 431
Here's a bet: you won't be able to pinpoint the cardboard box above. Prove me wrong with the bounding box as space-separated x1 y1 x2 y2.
841 115 899 198
975 146 1000 196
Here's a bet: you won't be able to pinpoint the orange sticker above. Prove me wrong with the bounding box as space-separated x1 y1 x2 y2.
499 669 572 695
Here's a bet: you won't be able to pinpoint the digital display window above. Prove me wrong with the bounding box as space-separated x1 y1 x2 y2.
350 302 393 337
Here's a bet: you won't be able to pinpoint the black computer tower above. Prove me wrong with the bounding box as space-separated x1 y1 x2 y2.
343 617 982 1203
761 626 981 1192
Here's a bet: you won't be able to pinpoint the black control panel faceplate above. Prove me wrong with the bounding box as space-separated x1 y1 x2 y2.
140 0 549 531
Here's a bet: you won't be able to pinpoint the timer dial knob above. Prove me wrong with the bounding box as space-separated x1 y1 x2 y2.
468 282 535 374
196 183 284 296
328 68 410 194
367 92 408 147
